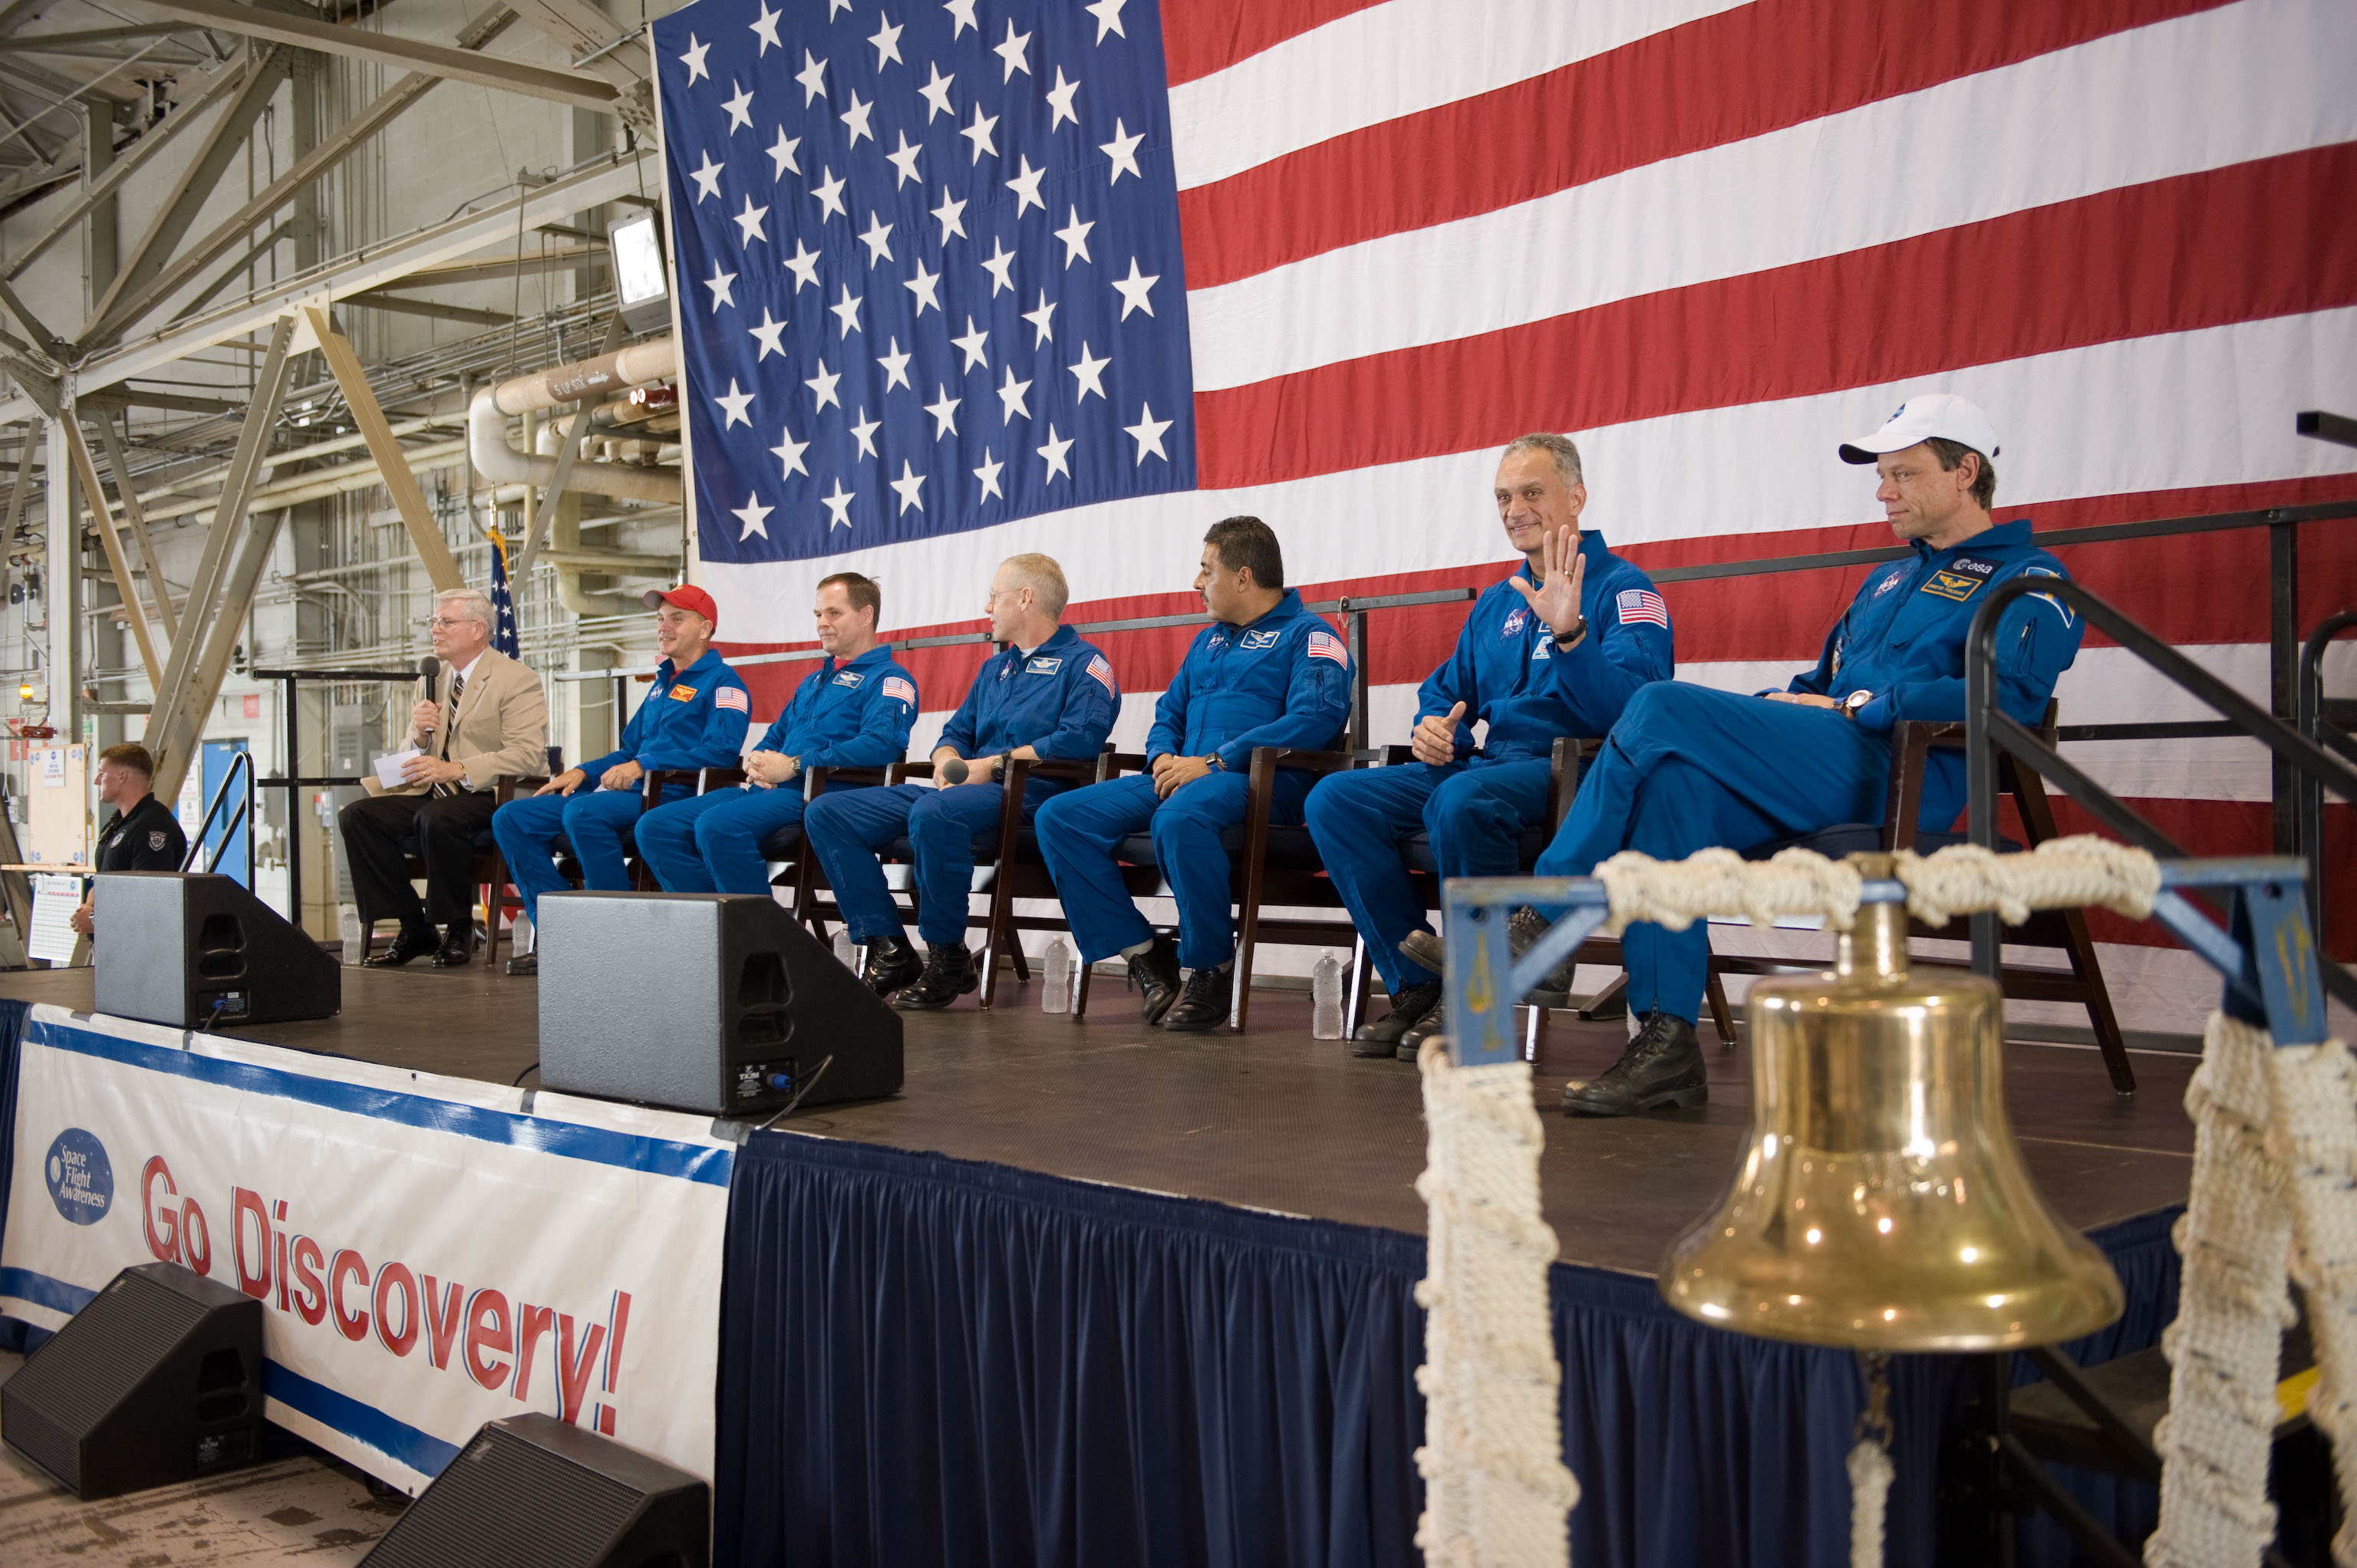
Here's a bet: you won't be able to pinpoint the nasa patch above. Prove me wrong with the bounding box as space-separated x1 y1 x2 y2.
1872 568 1907 598
1501 607 1528 637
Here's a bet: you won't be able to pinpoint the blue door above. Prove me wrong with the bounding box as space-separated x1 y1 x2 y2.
197 739 251 887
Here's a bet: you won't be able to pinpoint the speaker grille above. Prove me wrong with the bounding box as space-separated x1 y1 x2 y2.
367 1428 649 1567
10 1275 206 1437
2 1395 76 1486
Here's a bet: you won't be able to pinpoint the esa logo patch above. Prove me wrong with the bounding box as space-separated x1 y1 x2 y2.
1238 629 1281 651
1025 656 1063 674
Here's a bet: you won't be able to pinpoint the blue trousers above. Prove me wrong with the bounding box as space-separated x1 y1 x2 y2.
1534 681 1892 1025
806 781 1057 947
1035 769 1313 970
1304 756 1552 991
635 786 808 895
491 786 655 927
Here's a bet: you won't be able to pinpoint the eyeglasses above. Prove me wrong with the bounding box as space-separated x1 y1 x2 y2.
984 588 1025 606
419 616 470 630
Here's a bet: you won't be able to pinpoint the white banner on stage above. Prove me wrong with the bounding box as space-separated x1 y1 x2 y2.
0 1003 736 1494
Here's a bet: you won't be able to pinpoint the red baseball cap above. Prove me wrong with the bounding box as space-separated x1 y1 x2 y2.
643 583 718 629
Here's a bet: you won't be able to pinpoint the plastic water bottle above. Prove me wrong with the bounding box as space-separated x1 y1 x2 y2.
832 928 857 971
1311 950 1345 1039
338 904 364 966
1043 937 1072 1013
512 910 534 957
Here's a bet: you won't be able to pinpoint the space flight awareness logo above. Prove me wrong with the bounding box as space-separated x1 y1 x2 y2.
44 1128 113 1226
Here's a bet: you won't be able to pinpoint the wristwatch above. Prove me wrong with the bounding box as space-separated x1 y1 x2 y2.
1552 616 1587 647
1205 753 1225 771
1841 690 1875 720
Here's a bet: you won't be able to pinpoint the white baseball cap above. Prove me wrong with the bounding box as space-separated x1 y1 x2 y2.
1838 393 2000 465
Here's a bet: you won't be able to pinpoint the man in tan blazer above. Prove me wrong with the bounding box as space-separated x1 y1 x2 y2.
338 587 549 967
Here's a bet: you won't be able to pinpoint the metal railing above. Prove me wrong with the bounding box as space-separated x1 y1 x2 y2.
180 746 255 884
252 664 422 921
1964 578 2357 1016
2297 609 2357 938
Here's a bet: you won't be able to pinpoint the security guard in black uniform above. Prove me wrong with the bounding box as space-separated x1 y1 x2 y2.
70 743 187 937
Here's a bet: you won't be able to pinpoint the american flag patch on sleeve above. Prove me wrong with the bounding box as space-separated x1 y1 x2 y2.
1307 631 1350 667
1087 654 1118 696
714 686 750 713
882 677 917 707
1616 589 1671 629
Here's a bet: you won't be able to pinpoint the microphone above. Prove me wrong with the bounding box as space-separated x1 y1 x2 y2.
938 756 969 784
416 654 440 735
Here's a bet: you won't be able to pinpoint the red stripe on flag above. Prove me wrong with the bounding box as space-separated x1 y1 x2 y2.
1160 0 1386 86
1195 144 2357 489
1178 0 2227 288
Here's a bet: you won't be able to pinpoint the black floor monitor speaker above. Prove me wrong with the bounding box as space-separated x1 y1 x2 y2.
94 871 341 1028
537 891 902 1115
361 1413 708 1567
0 1263 265 1498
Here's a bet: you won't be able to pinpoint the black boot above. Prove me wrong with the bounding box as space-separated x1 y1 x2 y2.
1125 932 1182 1024
1353 978 1441 1058
1561 1012 1707 1117
1396 993 1449 1062
893 944 977 1010
363 924 437 968
860 934 924 997
1396 908 1574 1006
1161 963 1232 1033
430 922 475 967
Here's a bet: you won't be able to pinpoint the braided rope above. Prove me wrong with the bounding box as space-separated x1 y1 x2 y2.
1414 1041 1577 1567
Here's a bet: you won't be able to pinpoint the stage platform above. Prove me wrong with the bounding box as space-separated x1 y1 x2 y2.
0 960 2195 1280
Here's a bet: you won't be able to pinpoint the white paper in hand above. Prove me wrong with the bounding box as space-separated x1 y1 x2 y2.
374 749 424 788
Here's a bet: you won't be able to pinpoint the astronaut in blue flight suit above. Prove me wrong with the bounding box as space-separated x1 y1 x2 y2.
635 571 916 902
806 553 1119 1010
1306 433 1673 1059
1438 395 2085 1116
1036 516 1353 1032
493 584 750 976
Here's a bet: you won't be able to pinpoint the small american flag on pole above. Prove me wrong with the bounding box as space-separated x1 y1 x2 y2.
1616 589 1670 630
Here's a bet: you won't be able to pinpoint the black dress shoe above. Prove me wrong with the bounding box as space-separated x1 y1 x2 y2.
362 927 437 968
1126 933 1182 1024
1396 908 1574 1006
1353 978 1441 1057
860 936 924 996
1161 964 1232 1032
506 951 538 977
429 926 475 967
893 944 977 1010
1562 1012 1707 1116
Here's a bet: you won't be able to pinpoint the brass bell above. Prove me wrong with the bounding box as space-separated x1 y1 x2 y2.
1659 858 2124 1350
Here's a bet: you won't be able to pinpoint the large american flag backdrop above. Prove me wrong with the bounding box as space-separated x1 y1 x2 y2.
651 0 2357 993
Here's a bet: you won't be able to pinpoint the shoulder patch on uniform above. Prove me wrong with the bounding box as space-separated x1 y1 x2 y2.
714 686 749 713
668 683 698 700
147 830 167 852
2019 565 2075 627
1616 588 1670 628
1238 628 1281 651
1307 631 1349 667
882 676 916 706
1086 654 1118 695
1025 655 1063 674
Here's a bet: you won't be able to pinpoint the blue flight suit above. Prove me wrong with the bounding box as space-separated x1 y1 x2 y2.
1536 518 2085 1023
1304 529 1673 991
492 647 752 925
808 625 1121 947
637 643 918 896
1037 590 1352 971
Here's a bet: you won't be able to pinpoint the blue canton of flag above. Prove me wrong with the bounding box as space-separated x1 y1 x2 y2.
651 0 1195 565
486 527 522 658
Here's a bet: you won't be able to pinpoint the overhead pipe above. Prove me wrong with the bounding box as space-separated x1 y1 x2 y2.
467 336 682 505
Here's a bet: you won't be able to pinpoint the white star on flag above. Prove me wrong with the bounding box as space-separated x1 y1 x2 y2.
839 91 875 147
732 195 769 246
1124 401 1172 464
877 338 912 390
859 211 895 265
849 407 882 457
931 190 967 243
795 50 826 104
722 83 755 133
805 360 842 410
1112 258 1159 318
733 492 773 539
748 308 788 359
889 460 927 513
770 426 809 478
1023 289 1056 346
994 18 1030 81
766 127 799 177
810 167 848 221
1068 341 1109 401
1055 206 1093 265
961 105 998 163
942 0 976 37
704 262 737 311
869 12 903 68
1037 423 1073 482
1005 155 1047 216
821 479 855 529
783 240 822 291
690 150 724 203
830 283 864 337
952 317 990 370
997 364 1032 423
905 259 942 315
749 4 780 53
980 237 1016 295
679 33 710 81
1045 68 1080 130
973 447 1004 499
1100 119 1142 184
1083 0 1126 41
885 131 925 187
918 63 955 121
714 379 756 428
925 385 961 436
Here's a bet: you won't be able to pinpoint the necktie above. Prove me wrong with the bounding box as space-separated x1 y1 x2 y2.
433 672 466 796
